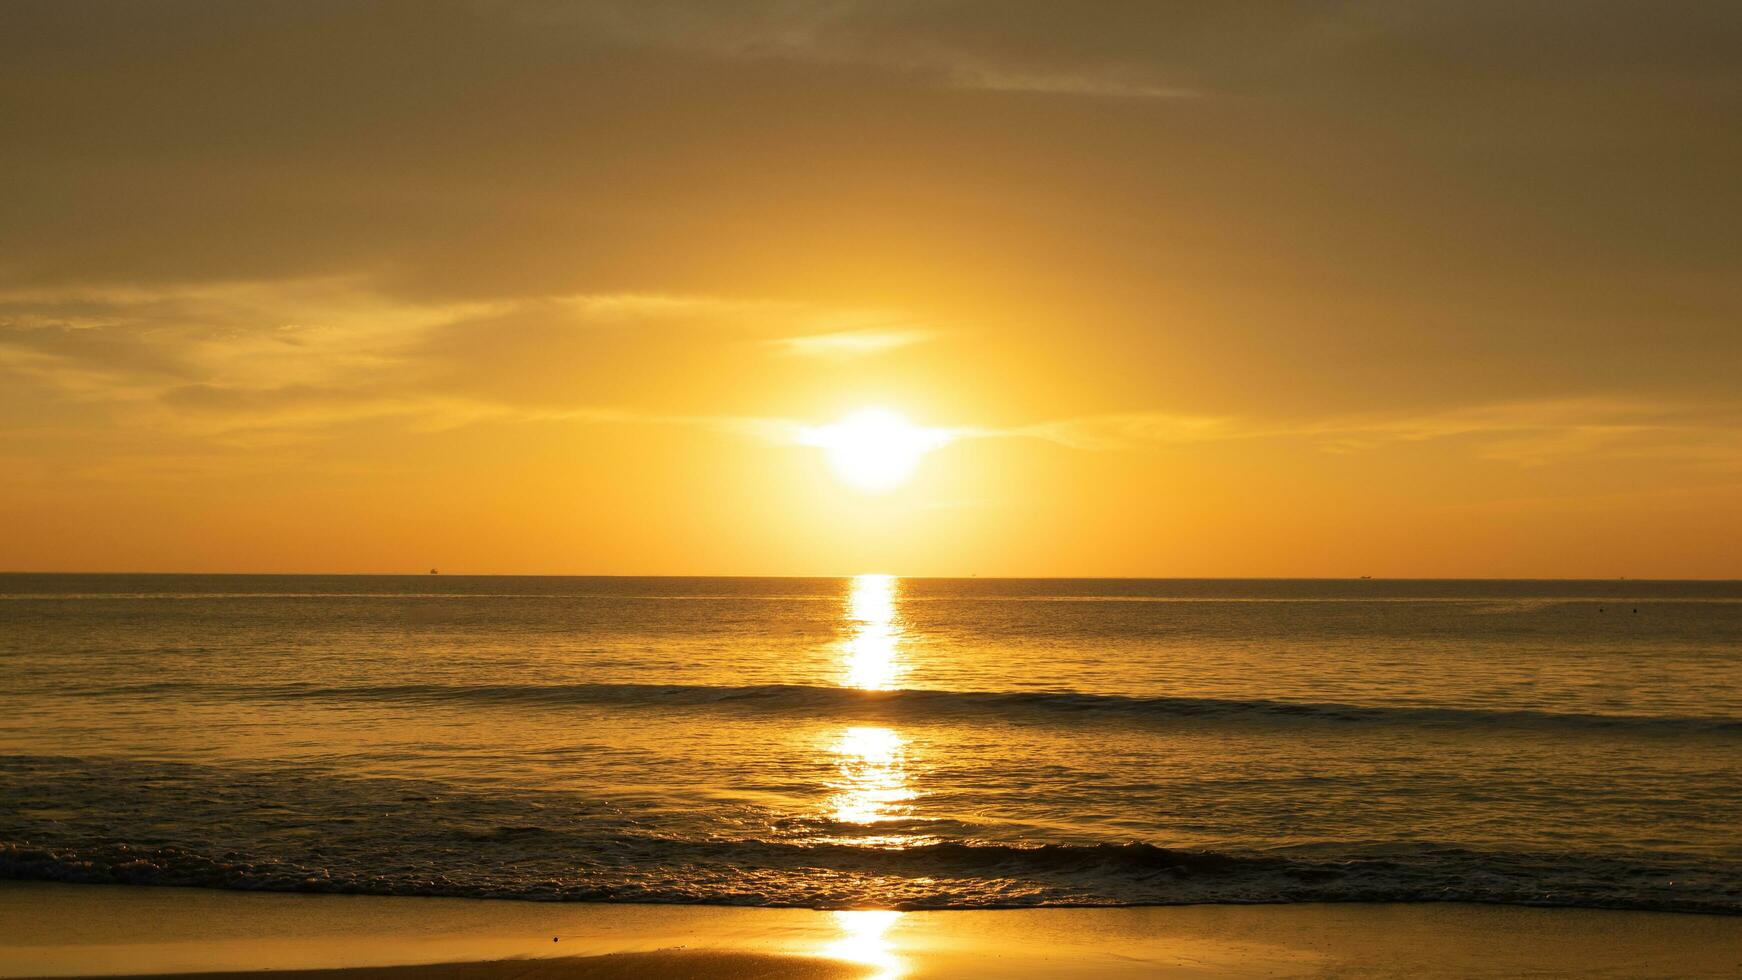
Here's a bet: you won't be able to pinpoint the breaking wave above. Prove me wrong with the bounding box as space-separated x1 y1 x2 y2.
82 680 1742 737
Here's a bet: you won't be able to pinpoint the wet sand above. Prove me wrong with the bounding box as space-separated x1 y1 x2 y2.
3 882 1740 979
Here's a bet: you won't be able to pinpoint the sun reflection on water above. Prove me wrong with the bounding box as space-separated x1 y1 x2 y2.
824 576 920 846
844 573 902 691
827 725 916 828
822 909 906 980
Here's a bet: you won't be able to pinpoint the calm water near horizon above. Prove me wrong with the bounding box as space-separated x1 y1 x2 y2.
2 574 1739 912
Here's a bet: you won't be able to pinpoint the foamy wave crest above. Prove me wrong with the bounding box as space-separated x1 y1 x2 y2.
93 681 1742 736
4 838 1737 914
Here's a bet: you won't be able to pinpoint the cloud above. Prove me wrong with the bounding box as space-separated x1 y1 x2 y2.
1006 398 1742 468
510 1 1742 104
772 328 932 358
948 67 1196 100
0 278 946 447
1011 412 1241 450
1287 399 1725 465
511 0 1203 100
4 273 1735 480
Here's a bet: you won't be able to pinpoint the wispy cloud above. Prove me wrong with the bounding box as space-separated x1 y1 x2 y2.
1010 412 1240 450
0 279 946 447
6 277 1737 481
771 328 932 358
656 397 1742 476
1007 398 1742 468
514 1 1201 100
942 66 1199 100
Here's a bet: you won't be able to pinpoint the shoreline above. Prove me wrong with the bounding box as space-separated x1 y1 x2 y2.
5 883 1742 979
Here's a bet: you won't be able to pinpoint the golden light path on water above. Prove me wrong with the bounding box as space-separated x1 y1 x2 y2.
816 575 913 978
828 726 915 828
843 573 902 691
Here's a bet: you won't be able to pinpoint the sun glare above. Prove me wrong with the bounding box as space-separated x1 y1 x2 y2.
844 573 902 690
822 909 906 980
800 408 952 491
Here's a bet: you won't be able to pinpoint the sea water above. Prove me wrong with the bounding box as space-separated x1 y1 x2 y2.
2 574 1738 911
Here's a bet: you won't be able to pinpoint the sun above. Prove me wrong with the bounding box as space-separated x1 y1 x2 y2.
800 408 953 491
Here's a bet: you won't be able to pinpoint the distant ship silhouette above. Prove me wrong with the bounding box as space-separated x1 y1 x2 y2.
429 568 439 575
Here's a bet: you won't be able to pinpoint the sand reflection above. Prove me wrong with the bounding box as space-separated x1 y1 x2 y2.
822 909 906 980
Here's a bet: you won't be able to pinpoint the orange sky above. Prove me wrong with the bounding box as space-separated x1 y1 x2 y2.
2 2 1739 577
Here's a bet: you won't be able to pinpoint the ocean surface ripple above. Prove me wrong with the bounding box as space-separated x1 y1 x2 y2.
3 574 1739 913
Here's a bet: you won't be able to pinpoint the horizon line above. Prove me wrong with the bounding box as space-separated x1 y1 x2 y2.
1 570 1739 583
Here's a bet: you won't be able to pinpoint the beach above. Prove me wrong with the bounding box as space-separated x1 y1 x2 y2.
4 882 1741 979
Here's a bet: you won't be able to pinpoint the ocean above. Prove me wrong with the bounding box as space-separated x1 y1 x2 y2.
2 574 1738 913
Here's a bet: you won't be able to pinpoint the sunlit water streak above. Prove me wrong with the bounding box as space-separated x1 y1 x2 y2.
824 576 918 848
843 573 902 691
3 573 1741 912
825 726 915 831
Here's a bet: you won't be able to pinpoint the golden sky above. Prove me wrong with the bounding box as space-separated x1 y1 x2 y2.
2 2 1739 577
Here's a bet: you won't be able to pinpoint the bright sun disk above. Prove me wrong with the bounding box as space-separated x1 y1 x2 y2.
800 408 952 491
